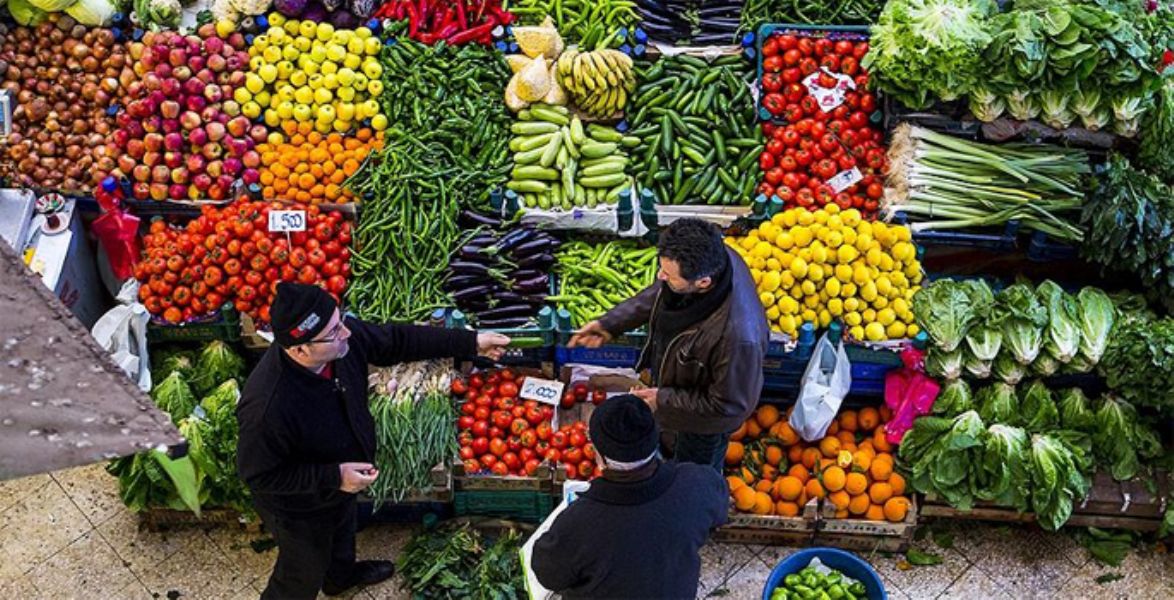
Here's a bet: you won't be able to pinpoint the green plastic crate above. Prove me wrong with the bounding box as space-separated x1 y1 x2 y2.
147 303 241 343
453 490 555 523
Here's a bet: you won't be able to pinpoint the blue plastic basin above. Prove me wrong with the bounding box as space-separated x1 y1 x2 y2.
762 547 886 600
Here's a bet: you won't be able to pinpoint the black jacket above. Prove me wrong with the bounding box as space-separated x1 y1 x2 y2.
599 247 770 434
531 461 729 599
236 317 476 517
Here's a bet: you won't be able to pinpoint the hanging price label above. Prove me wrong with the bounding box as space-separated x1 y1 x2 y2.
268 210 306 232
827 167 864 194
519 377 566 406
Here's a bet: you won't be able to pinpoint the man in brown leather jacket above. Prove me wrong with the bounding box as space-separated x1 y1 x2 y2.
570 218 769 470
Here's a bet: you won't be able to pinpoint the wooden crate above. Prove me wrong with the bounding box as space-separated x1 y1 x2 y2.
140 508 259 533
712 499 819 546
448 460 556 492
814 496 918 553
919 471 1170 533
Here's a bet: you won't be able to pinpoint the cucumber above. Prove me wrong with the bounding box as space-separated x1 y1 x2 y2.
514 146 546 165
620 136 641 149
586 124 624 143
510 132 556 153
569 117 586 145
539 133 563 168
512 166 560 181
562 128 580 159
580 161 627 178
512 121 559 135
531 105 570 125
579 173 627 188
580 142 618 159
508 179 548 194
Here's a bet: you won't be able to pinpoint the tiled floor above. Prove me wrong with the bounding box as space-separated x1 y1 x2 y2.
1 464 1172 599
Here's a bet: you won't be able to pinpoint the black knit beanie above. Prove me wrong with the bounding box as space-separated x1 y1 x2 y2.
271 282 337 347
589 394 659 463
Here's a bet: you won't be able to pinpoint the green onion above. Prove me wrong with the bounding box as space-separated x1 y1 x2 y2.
884 125 1090 242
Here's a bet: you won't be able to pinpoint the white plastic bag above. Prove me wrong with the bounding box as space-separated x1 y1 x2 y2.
789 332 852 441
90 279 151 392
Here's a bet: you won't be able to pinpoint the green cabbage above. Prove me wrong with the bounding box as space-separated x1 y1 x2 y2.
64 0 115 25
192 341 245 396
29 0 77 10
978 382 1019 426
934 378 974 418
150 371 197 423
993 351 1026 384
1057 388 1096 433
8 0 48 25
901 411 986 510
199 379 240 417
1038 280 1081 364
976 424 1030 511
864 0 998 110
1029 432 1092 531
996 284 1047 366
1076 287 1114 367
925 346 964 380
1020 379 1059 433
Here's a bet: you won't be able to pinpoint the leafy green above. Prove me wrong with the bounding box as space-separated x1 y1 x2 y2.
992 351 1027 385
1037 281 1081 364
398 523 527 599
181 379 252 514
1077 528 1135 567
1098 314 1174 414
1075 287 1115 367
900 411 986 510
965 322 1003 364
1093 394 1164 481
105 451 207 513
1138 69 1174 182
914 280 983 353
926 346 965 380
1028 432 1093 531
934 379 975 418
963 353 992 379
1082 154 1174 316
978 382 1020 426
865 0 998 110
150 371 197 424
996 284 1048 366
976 423 1031 511
191 340 245 396
1057 388 1096 433
905 549 944 566
1019 380 1060 433
154 350 196 382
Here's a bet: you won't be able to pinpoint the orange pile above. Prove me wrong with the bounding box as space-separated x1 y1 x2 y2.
725 404 912 523
257 123 383 204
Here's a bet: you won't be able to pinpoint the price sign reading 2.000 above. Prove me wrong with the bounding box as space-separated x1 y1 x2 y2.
268 210 307 233
520 377 566 407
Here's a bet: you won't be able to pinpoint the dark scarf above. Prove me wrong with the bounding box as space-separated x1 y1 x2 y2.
648 252 733 378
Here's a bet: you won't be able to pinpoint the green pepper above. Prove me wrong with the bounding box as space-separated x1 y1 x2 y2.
785 574 803 588
849 582 866 596
827 584 846 599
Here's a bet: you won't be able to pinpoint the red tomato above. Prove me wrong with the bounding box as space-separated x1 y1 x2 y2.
524 459 541 476
578 460 596 479
766 139 785 156
867 182 884 200
797 38 814 56
776 34 798 51
781 49 801 67
860 94 877 113
510 418 529 436
559 391 576 409
489 438 507 457
545 448 562 463
502 452 521 471
297 266 318 285
814 38 833 57
568 431 587 448
784 83 805 103
759 152 776 171
763 55 783 73
758 182 776 198
765 167 784 186
458 446 475 460
536 422 552 441
762 93 786 115
457 415 475 430
507 436 522 453
525 407 544 426
492 411 513 430
841 56 859 76
854 42 869 59
762 38 779 57
563 447 584 464
463 458 481 474
460 402 475 415
491 462 509 476
564 464 578 479
762 73 783 93
326 276 346 295
592 389 607 406
472 437 489 455
499 381 519 398
550 431 568 450
800 57 819 76
472 419 490 437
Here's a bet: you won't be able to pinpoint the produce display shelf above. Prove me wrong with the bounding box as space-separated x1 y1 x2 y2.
499 187 638 235
754 24 870 123
1026 231 1078 262
919 470 1171 533
453 489 555 524
146 303 241 344
890 211 1021 252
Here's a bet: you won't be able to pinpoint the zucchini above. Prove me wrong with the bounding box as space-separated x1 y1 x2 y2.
512 166 560 181
512 121 559 135
579 173 627 188
508 180 548 194
580 141 618 159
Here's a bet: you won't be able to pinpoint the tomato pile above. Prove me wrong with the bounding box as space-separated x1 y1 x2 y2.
758 33 887 218
560 381 609 409
453 369 601 481
135 200 352 326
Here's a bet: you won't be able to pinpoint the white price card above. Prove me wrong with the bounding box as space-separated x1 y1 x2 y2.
268 210 306 232
803 68 856 113
827 168 864 194
520 377 566 406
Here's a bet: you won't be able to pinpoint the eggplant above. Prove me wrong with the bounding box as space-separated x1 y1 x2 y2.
509 268 547 282
457 300 493 313
476 317 533 329
510 236 559 259
517 252 554 269
493 290 546 304
451 285 496 303
458 244 498 261
449 261 496 276
700 17 741 30
493 227 536 253
443 275 493 292
692 32 740 45
698 6 741 18
511 273 550 289
459 210 502 229
476 304 539 321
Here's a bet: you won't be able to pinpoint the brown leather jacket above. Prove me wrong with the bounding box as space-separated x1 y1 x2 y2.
599 247 769 435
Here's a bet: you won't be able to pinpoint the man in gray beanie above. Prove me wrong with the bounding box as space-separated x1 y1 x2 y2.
531 395 729 599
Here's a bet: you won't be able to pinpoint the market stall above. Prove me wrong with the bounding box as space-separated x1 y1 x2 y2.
1 0 1172 596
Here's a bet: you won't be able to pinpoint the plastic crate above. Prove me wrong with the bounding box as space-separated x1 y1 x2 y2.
147 303 241 343
500 187 638 235
890 211 1020 252
453 490 555 523
554 308 648 369
1026 231 1078 262
881 94 981 139
755 24 870 123
446 306 555 367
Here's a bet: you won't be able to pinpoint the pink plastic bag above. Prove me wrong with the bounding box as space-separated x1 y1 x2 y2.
883 346 940 445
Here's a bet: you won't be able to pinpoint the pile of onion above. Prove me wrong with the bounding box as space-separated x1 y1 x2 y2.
0 16 126 192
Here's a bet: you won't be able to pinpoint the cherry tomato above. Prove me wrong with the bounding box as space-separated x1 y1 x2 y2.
797 38 814 56
762 37 780 57
763 55 784 73
782 49 801 67
762 73 783 93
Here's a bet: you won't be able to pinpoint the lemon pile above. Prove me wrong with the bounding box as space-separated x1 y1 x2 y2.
729 206 923 342
241 14 388 134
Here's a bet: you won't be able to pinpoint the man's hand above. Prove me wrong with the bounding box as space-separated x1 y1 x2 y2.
477 332 511 361
632 387 659 411
567 320 612 349
339 462 378 494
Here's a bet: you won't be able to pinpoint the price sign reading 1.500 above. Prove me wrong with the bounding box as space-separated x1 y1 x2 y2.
268 210 307 233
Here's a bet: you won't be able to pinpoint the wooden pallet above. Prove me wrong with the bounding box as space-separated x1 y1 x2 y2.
140 508 260 533
712 499 819 546
813 496 918 552
919 471 1170 533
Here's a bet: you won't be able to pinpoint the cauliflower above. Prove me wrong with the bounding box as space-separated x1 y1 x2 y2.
229 0 270 16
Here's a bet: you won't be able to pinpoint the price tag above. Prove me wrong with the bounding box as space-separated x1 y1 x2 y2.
520 377 566 406
268 210 306 232
827 168 864 194
802 68 856 113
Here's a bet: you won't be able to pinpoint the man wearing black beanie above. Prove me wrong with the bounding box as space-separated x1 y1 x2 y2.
569 218 769 471
531 395 729 598
236 282 510 599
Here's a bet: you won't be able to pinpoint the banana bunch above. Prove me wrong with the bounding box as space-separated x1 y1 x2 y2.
556 49 636 118
507 103 641 211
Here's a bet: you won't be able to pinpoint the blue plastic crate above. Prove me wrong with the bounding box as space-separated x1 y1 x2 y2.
553 308 648 369
756 24 870 123
1026 231 1078 262
890 211 1020 252
446 307 555 367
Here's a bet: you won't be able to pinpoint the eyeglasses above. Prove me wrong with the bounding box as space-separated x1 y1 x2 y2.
305 321 347 345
